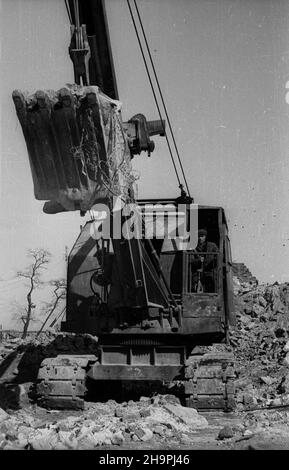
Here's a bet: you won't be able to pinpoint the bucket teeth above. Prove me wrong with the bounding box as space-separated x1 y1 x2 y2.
11 84 132 214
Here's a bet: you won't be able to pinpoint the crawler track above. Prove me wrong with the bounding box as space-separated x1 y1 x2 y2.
36 351 235 411
37 355 97 409
184 351 235 411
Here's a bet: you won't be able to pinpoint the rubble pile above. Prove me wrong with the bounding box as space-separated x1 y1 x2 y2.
232 262 258 285
231 277 289 409
0 332 99 383
0 331 57 363
0 395 208 450
0 338 21 363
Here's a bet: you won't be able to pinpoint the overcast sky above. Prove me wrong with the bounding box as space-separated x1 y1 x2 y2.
1 0 289 328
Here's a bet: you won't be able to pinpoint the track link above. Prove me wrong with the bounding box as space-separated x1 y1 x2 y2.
37 355 97 409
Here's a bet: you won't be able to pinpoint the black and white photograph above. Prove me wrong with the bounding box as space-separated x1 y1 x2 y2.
1 0 289 454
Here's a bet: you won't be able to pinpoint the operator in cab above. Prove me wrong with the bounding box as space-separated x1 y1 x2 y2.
191 229 218 293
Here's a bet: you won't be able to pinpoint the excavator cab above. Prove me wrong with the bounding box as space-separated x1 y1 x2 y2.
63 201 235 338
54 200 236 411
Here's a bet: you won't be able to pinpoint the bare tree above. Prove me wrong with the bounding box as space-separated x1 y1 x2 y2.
36 279 66 337
17 249 51 339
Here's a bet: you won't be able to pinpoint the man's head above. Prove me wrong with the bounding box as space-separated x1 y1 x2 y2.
198 228 207 244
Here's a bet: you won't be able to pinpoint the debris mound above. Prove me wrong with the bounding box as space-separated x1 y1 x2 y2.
0 395 208 449
231 276 289 409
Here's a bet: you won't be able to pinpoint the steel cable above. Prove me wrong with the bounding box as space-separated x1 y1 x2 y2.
133 0 191 198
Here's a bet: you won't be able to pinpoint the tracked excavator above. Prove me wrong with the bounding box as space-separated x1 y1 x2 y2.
12 0 236 411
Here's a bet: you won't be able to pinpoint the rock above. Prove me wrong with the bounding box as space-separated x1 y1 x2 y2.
260 376 274 385
284 353 289 366
9 338 21 344
0 408 9 423
278 375 289 394
18 383 34 407
115 407 124 418
17 410 36 427
115 406 141 421
236 394 244 404
161 394 181 405
0 432 6 448
258 296 267 308
270 398 282 407
273 300 286 315
164 428 173 438
111 431 125 446
180 434 191 444
151 394 180 406
243 394 255 406
0 416 20 436
235 377 251 389
0 383 30 409
122 431 132 443
28 429 59 450
163 403 208 428
140 396 150 403
5 430 18 442
241 284 253 294
153 425 164 436
107 399 117 407
92 429 113 446
140 409 151 418
58 431 78 450
251 304 264 317
123 411 141 422
232 424 245 433
53 441 69 450
17 432 29 448
126 424 137 434
57 416 81 431
141 429 153 442
233 277 241 295
2 344 16 351
218 425 234 440
17 425 33 437
284 341 289 352
275 327 286 338
133 427 153 442
2 441 25 450
76 429 100 449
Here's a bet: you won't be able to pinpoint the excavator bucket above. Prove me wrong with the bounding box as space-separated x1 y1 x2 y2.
12 85 134 214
